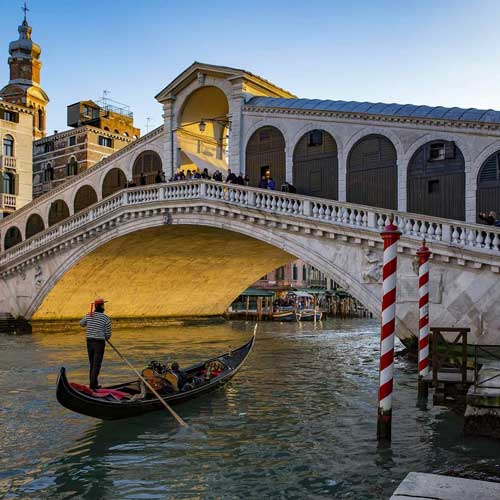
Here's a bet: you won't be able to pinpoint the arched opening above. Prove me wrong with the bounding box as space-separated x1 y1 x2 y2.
102 168 126 198
44 163 54 182
38 109 44 131
26 213 45 239
66 157 78 177
177 86 229 176
132 151 163 185
74 185 98 213
293 129 338 199
477 150 500 221
2 172 15 194
3 134 14 157
347 134 397 209
408 140 465 220
4 226 22 250
245 126 286 189
48 200 70 227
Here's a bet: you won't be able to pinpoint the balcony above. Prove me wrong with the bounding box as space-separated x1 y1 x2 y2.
0 193 16 210
0 156 16 170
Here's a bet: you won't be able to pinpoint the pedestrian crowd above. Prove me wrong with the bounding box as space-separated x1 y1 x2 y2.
479 210 500 227
127 168 297 193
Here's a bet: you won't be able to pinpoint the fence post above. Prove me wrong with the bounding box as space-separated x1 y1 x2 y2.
417 240 431 401
377 215 401 441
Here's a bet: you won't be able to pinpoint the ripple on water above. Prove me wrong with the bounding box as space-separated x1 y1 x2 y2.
0 319 499 499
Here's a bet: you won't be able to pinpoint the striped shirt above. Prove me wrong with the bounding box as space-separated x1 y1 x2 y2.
80 312 112 340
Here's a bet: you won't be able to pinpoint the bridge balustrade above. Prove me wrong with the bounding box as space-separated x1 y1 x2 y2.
0 180 499 268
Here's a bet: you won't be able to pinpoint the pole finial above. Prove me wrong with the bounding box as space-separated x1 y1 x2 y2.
21 1 29 22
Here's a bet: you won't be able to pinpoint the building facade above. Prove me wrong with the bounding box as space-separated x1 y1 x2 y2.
0 101 34 219
33 100 139 197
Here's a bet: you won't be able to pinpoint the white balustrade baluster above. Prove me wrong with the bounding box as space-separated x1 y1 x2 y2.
312 203 319 218
355 211 362 226
475 230 484 248
452 226 459 243
270 196 277 211
492 233 500 251
434 224 442 241
420 221 428 239
484 232 492 250
427 224 435 240
377 214 385 229
412 220 419 236
362 212 368 227
342 207 348 224
349 210 355 225
466 229 475 246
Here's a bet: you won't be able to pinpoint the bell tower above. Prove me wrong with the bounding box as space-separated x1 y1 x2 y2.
0 4 49 139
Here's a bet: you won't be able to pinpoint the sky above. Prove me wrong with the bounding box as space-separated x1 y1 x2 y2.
1 0 499 135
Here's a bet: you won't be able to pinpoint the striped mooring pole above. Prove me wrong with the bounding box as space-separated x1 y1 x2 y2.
417 240 431 400
377 217 401 441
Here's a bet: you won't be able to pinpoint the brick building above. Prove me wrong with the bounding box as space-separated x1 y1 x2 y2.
33 100 140 197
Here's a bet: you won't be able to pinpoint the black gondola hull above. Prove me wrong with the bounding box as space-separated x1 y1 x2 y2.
56 335 255 420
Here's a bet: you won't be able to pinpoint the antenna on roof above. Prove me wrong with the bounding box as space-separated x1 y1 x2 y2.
145 117 152 133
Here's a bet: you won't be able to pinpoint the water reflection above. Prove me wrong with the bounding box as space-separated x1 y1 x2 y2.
0 319 498 499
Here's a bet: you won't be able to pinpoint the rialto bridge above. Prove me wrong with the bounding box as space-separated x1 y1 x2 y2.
0 62 500 344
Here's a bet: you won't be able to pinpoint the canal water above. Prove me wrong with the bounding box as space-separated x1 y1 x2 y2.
1 319 499 499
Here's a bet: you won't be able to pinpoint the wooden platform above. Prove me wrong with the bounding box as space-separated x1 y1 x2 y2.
391 472 500 500
467 361 500 408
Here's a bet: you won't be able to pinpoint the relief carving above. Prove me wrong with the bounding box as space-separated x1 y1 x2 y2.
362 249 382 283
34 265 44 288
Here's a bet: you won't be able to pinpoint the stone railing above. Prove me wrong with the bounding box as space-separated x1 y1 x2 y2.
1 180 499 268
0 155 16 169
0 194 16 210
0 125 165 228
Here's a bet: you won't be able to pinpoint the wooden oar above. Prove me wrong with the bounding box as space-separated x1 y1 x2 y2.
106 339 188 427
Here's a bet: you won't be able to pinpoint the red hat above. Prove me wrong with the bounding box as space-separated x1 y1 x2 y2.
90 298 107 316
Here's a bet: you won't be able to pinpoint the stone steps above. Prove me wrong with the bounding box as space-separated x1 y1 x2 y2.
0 313 32 334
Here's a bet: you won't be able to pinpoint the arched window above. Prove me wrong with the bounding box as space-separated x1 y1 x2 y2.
245 126 286 189
48 200 70 226
74 185 98 213
102 168 126 198
407 140 465 220
302 265 307 281
347 134 397 209
132 151 163 185
477 150 500 221
2 173 15 194
4 226 22 250
26 214 45 239
66 157 78 176
123 132 129 137
3 135 14 157
114 129 120 134
292 264 298 281
38 109 44 130
293 129 338 200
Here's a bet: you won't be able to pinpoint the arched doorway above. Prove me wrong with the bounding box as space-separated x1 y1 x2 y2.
408 140 465 220
74 185 98 213
102 168 126 198
26 214 45 239
477 150 500 221
4 226 22 250
178 86 229 176
132 151 163 185
48 200 70 227
293 129 338 199
245 126 286 189
347 134 397 209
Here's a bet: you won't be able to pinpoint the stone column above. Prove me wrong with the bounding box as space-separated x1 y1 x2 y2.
162 97 176 180
285 148 293 183
465 161 476 223
397 158 407 212
228 88 245 175
338 152 347 202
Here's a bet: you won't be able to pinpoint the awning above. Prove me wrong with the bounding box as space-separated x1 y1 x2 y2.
239 288 275 297
288 291 314 299
181 150 228 175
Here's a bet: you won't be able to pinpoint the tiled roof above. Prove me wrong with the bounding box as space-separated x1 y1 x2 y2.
245 96 500 124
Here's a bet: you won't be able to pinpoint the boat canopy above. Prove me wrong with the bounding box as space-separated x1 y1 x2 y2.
288 291 314 299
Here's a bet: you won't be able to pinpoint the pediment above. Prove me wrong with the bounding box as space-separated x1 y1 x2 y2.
155 61 295 103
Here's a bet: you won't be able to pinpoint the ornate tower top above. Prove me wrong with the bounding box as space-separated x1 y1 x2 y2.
0 4 49 139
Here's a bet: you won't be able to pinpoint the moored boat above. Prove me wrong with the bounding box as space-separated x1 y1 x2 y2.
56 334 255 420
297 309 322 322
272 307 297 322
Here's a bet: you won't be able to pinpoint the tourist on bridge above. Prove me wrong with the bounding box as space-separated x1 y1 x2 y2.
244 174 250 185
267 177 276 190
226 169 237 183
479 210 498 225
213 170 223 182
201 168 211 179
258 175 268 189
80 298 112 390
139 172 147 186
155 170 164 183
236 173 245 185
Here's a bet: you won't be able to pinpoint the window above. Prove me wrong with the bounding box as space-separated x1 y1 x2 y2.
3 135 14 157
66 158 78 176
114 129 119 134
429 143 445 161
43 142 54 153
428 179 440 194
44 163 54 182
308 130 323 147
2 173 15 194
302 265 307 281
276 266 285 280
292 265 298 281
99 136 113 148
69 136 76 146
3 111 17 122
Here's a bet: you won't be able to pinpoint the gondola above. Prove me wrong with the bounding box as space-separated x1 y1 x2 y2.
56 334 255 420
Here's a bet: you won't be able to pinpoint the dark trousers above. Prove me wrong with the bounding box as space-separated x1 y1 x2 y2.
87 339 105 390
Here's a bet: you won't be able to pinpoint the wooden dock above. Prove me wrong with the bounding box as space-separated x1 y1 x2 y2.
391 472 500 500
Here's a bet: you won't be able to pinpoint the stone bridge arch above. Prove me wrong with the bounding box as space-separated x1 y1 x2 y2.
24 216 382 326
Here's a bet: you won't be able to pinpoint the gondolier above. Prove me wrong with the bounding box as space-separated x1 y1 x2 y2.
80 298 112 390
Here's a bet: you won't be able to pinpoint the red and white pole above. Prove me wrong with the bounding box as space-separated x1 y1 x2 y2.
377 217 401 441
417 240 431 400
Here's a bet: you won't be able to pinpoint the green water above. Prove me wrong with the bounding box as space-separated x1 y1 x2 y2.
0 319 498 499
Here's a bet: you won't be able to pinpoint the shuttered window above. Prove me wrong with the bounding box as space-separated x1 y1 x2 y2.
479 154 499 183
